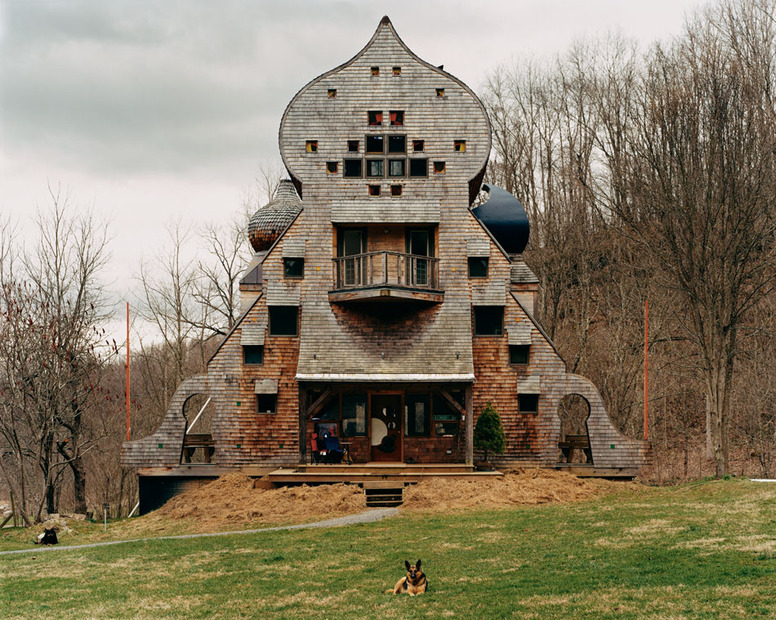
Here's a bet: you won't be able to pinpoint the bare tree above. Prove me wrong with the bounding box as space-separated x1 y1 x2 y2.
191 213 252 338
623 0 776 476
0 187 116 519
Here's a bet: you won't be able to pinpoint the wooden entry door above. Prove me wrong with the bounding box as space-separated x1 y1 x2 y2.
370 394 402 462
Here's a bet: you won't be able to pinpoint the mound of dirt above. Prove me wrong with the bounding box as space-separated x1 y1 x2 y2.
147 473 367 531
402 468 612 511
127 469 617 535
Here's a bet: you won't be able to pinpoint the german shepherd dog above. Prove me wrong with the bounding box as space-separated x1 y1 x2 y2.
388 560 427 595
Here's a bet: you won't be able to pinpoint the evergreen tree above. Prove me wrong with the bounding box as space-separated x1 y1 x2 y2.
474 403 506 463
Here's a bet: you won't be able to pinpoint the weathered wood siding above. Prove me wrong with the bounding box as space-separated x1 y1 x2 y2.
121 17 650 474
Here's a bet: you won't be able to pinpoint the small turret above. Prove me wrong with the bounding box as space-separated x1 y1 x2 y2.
247 180 302 252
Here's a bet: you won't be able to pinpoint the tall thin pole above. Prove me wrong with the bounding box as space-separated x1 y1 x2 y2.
644 299 649 441
126 302 131 441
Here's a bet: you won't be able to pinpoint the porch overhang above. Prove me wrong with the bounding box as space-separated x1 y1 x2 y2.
295 373 475 382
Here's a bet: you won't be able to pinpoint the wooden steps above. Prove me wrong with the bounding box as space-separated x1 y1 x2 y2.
363 481 405 507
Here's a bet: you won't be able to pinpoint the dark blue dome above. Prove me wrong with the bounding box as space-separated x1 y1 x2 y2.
470 185 530 254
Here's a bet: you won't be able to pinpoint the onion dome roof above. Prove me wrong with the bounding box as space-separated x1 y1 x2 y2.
247 179 302 252
470 184 530 255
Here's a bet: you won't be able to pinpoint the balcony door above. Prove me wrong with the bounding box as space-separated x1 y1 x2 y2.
339 229 366 286
407 229 431 286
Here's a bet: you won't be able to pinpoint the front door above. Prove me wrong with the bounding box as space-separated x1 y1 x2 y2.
370 394 402 462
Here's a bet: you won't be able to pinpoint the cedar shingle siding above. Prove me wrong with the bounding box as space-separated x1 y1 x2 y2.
122 17 650 478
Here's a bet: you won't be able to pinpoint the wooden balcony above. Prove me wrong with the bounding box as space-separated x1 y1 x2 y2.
330 251 443 304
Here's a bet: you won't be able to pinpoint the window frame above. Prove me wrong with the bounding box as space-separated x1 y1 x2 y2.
283 257 304 279
257 393 277 414
518 394 539 414
343 159 363 178
388 135 406 153
242 345 264 365
509 345 530 365
409 158 428 177
388 159 406 177
366 159 384 178
468 256 489 278
365 135 384 154
473 306 504 337
268 306 299 337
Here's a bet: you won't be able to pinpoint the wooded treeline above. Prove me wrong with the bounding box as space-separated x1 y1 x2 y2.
484 0 776 480
1 0 774 521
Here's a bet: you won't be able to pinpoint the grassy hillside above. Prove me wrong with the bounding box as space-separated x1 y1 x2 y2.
2 478 776 618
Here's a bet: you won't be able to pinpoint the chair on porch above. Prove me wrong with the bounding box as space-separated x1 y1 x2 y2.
323 434 350 464
310 433 348 464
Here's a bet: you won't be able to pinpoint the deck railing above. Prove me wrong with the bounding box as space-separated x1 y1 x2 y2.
332 251 440 290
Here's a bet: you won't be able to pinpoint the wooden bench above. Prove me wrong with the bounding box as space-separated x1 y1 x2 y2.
558 434 592 464
182 433 215 463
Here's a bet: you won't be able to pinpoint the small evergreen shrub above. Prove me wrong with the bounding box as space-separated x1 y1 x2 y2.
474 402 506 463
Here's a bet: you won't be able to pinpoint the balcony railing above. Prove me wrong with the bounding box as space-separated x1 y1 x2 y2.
332 251 440 291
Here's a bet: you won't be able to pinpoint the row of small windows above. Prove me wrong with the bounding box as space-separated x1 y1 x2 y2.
306 138 464 154
367 184 404 197
335 159 444 178
368 110 403 126
326 81 447 99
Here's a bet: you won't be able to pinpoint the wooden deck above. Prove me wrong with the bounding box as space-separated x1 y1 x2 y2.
266 463 503 486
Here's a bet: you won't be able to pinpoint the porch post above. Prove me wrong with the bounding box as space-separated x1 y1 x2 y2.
465 384 474 466
298 387 307 466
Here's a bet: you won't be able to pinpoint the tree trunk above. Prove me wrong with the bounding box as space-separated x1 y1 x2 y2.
70 455 88 514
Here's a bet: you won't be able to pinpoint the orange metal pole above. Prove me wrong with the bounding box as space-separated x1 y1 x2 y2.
644 299 649 441
126 302 131 441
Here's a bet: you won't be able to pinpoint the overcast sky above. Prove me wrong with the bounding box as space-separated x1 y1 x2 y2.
0 0 709 336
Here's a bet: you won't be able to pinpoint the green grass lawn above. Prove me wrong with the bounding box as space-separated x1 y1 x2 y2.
2 478 776 619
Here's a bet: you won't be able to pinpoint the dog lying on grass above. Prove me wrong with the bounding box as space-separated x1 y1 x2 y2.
387 559 427 595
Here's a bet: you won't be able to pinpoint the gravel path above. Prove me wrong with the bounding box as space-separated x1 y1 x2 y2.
0 507 399 556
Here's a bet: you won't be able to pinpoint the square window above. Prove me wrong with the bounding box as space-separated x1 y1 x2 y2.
257 393 277 414
347 140 359 152
326 161 338 174
409 158 428 177
436 88 445 97
328 89 337 98
368 111 383 126
518 394 539 413
366 135 384 153
370 66 379 76
368 185 381 196
284 257 304 278
413 140 425 152
305 140 318 153
454 140 466 152
473 306 504 336
392 66 402 76
388 135 406 153
434 161 446 174
391 184 403 197
390 110 404 126
343 159 362 177
269 306 298 336
367 159 384 177
388 159 405 177
243 345 263 365
468 256 488 278
510 345 530 365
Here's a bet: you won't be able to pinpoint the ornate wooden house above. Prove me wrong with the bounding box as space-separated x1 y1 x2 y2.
122 17 650 511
